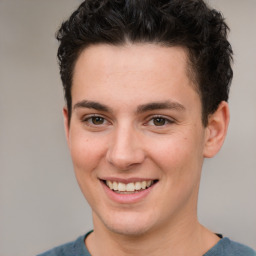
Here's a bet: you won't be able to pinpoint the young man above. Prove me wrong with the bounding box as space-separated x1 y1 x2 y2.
39 0 255 255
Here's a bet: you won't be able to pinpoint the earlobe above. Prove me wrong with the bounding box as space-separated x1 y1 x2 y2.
203 101 230 158
63 107 70 146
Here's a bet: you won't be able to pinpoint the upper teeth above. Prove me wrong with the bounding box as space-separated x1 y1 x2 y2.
106 180 153 192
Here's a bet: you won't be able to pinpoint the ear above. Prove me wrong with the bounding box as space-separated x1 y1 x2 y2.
203 101 230 158
63 107 70 146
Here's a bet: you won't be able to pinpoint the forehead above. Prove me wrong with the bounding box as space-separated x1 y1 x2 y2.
74 43 191 77
72 43 200 108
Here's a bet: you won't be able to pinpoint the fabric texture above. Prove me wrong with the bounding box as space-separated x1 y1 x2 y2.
37 233 91 256
38 232 256 256
204 237 256 256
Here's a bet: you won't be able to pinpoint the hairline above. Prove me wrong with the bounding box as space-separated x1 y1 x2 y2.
67 41 203 126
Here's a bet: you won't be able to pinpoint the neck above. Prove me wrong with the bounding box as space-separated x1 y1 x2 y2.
86 213 219 256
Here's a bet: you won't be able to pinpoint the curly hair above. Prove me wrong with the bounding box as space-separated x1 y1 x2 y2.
56 0 233 126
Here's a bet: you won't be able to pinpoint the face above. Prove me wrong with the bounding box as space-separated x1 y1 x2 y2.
64 44 209 236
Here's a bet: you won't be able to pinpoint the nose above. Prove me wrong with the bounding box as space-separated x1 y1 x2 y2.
106 125 146 170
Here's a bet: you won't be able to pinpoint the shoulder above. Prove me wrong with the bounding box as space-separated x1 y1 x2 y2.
37 234 91 256
204 237 256 256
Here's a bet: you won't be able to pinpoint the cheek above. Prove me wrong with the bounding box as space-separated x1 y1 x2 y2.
152 134 204 209
69 132 106 176
151 132 204 176
68 134 107 202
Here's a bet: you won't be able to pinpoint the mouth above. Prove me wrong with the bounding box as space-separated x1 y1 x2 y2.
102 179 158 194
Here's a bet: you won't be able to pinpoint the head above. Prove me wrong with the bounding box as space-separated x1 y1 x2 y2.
56 0 232 240
56 0 233 127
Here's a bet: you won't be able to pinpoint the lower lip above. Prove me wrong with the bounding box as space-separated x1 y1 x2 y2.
101 181 156 204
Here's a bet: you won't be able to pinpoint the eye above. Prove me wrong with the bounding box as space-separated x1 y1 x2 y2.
82 115 108 126
90 116 105 125
146 116 174 127
152 117 167 126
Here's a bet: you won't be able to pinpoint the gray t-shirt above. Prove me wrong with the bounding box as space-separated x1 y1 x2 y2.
38 232 256 256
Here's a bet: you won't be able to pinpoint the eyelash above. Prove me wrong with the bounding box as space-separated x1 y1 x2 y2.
82 115 109 127
146 115 175 127
81 114 175 128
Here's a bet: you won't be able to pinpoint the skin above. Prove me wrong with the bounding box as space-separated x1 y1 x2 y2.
63 43 229 256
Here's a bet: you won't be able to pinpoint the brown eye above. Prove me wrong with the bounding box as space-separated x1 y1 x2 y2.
91 116 105 125
153 117 166 126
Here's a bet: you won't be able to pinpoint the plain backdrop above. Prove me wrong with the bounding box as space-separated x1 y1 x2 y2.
0 0 255 255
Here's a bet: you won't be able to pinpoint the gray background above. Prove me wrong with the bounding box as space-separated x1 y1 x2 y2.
0 0 255 255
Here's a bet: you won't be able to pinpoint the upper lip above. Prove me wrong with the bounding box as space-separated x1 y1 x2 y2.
99 177 158 184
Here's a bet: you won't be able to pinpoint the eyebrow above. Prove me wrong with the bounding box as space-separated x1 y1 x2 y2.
73 99 185 113
136 101 185 113
73 100 111 112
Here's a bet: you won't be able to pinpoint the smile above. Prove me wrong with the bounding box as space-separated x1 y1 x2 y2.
104 180 157 194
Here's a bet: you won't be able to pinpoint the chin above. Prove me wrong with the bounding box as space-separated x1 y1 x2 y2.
107 222 152 237
96 211 156 237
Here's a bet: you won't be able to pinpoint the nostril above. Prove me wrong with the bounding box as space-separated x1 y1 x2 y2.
106 153 144 170
106 131 146 169
106 148 146 170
